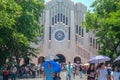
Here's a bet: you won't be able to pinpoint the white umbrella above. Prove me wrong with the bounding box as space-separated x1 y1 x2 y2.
114 56 120 62
45 54 59 61
88 55 110 64
113 56 120 65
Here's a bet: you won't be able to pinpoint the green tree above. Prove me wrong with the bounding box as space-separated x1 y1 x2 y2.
0 0 44 66
11 0 44 65
84 0 120 60
0 0 22 66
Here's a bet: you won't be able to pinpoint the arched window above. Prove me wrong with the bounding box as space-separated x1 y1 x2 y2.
49 27 51 40
55 15 57 23
54 54 66 63
66 17 68 25
52 17 54 25
74 56 81 63
63 15 65 23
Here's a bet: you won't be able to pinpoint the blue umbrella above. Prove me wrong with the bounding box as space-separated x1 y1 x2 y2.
88 55 110 63
43 60 61 73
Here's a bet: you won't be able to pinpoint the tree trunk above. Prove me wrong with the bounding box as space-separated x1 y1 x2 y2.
15 56 20 66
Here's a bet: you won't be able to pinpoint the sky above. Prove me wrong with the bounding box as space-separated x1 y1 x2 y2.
73 0 94 10
45 0 95 10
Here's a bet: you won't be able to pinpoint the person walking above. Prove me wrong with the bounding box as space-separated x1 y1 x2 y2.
44 62 54 80
40 65 44 78
87 64 95 80
3 67 9 80
79 65 83 78
72 66 76 79
36 64 40 76
53 73 61 80
10 64 17 80
32 65 36 78
97 63 108 80
25 66 29 79
111 65 120 80
107 64 112 80
66 62 72 80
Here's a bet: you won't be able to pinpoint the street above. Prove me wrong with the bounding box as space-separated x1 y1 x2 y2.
18 72 87 80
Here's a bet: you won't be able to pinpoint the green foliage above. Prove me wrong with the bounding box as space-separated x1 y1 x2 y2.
84 0 120 60
16 0 44 42
0 0 21 28
0 0 44 66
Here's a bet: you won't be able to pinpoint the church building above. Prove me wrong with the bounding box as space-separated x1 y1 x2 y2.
37 0 98 64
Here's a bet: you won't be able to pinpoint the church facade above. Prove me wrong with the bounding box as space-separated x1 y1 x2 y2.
38 0 98 63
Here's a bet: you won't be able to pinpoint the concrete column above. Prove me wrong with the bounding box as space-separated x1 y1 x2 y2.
43 10 50 56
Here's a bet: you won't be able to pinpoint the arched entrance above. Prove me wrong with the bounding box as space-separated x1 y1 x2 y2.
38 56 44 64
55 54 66 63
74 56 81 63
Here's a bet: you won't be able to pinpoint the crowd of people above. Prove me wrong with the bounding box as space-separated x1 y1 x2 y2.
86 63 120 80
1 62 120 80
43 61 88 80
2 64 17 80
0 62 86 80
43 61 120 80
1 63 44 80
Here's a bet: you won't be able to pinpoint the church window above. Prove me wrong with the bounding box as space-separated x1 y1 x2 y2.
79 26 81 35
96 39 98 49
55 15 57 23
52 17 54 25
61 14 62 22
90 37 92 46
76 25 78 33
81 28 84 37
63 15 65 23
49 27 51 40
66 17 68 25
58 14 60 22
93 39 95 48
68 27 71 40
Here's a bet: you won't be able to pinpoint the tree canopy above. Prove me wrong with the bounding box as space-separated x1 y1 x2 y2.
84 0 120 60
0 0 44 66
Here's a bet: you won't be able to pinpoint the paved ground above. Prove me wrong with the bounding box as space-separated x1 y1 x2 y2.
17 72 87 80
0 72 87 80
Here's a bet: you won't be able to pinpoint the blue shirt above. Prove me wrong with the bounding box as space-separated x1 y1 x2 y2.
44 67 54 80
98 68 108 80
111 71 120 80
66 65 72 75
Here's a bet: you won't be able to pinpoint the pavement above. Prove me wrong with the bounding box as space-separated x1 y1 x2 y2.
17 72 87 80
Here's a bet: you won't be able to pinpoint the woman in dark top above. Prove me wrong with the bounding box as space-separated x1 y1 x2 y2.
87 64 95 80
